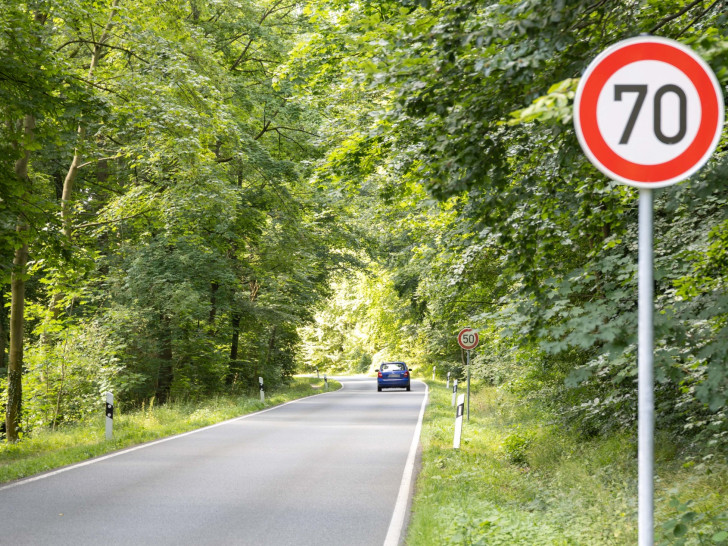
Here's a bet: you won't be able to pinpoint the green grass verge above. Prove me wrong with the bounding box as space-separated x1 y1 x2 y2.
0 377 340 485
407 381 728 545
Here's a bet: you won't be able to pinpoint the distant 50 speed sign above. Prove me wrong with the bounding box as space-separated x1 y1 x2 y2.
457 328 479 350
574 36 724 188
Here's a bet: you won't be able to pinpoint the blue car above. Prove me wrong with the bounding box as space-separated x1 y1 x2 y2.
377 362 411 392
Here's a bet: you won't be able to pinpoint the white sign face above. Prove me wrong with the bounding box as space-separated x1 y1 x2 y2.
574 36 724 188
457 328 479 350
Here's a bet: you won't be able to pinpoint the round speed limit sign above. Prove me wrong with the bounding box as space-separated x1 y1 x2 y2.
574 36 724 188
457 328 479 350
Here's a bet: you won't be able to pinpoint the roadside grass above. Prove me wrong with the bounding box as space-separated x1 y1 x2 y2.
0 377 339 485
407 381 728 545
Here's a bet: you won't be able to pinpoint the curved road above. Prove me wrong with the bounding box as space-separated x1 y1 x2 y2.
0 377 427 545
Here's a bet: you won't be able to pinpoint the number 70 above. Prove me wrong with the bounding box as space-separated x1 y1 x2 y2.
614 84 687 145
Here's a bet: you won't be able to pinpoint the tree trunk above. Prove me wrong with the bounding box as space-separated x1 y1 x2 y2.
6 235 29 442
155 314 174 405
230 312 241 360
0 287 7 371
265 325 277 366
209 282 219 325
226 312 242 386
5 113 35 443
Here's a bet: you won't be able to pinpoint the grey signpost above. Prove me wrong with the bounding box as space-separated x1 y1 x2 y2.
574 36 723 545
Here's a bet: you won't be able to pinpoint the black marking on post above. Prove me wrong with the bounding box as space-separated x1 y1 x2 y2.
105 402 113 419
456 403 464 418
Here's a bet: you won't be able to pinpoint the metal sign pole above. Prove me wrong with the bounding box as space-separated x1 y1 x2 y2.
638 188 654 546
466 350 471 421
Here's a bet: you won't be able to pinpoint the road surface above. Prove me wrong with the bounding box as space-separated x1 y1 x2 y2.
0 377 427 545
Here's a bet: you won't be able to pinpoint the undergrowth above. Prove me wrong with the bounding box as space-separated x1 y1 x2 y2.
407 381 728 545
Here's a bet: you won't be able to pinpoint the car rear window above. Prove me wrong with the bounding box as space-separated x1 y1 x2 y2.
381 363 406 371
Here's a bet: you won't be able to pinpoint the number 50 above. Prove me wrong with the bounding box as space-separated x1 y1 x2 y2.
615 84 687 145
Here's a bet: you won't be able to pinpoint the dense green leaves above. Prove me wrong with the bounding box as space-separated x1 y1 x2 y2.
288 0 728 452
1 0 361 436
3 0 728 460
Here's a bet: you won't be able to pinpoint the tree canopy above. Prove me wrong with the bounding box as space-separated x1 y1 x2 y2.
293 0 728 447
2 0 728 455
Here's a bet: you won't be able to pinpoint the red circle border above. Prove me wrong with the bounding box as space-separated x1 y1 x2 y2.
576 40 722 185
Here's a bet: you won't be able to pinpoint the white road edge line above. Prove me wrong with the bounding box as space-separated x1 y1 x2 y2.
0 382 344 493
383 380 429 546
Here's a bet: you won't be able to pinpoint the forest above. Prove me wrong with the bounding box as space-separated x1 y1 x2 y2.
1 0 727 481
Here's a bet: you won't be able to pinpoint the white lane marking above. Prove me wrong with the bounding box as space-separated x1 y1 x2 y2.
0 384 343 493
383 381 429 546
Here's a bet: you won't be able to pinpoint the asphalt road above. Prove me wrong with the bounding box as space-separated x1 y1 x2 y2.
0 377 428 546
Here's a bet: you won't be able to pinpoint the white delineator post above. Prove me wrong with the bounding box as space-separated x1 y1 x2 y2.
446 372 451 389
639 189 654 545
324 374 328 390
451 379 458 407
105 392 113 441
453 394 465 449
259 376 264 402
432 366 436 380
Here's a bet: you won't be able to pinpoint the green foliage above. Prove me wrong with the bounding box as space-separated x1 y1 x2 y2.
408 381 728 545
1 0 365 436
657 497 728 545
502 424 534 466
3 0 728 474
290 0 728 454
296 268 416 373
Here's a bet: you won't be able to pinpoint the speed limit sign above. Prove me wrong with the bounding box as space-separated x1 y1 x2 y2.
575 36 724 546
574 36 724 188
457 328 479 350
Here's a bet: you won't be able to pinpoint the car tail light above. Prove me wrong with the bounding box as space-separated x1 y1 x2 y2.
404 371 409 378
378 371 382 378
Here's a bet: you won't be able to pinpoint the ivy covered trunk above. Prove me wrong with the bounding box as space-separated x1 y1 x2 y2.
0 287 6 370
5 113 34 443
6 235 28 442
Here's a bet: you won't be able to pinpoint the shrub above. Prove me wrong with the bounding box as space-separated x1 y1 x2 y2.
503 425 534 466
